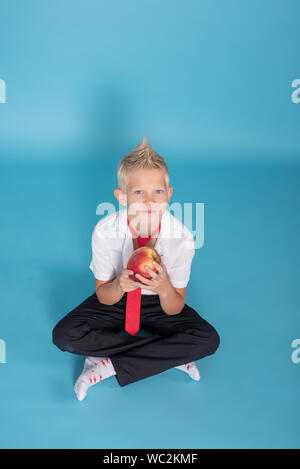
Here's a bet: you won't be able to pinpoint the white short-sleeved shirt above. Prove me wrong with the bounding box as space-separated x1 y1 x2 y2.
89 208 195 295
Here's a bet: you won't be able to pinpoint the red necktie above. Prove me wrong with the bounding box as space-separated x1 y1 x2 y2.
125 217 161 336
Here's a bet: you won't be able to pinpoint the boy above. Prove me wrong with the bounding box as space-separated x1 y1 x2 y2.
52 137 220 400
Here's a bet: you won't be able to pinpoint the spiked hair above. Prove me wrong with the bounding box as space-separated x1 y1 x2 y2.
117 136 170 193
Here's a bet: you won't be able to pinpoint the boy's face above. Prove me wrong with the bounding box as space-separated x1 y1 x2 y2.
114 168 173 235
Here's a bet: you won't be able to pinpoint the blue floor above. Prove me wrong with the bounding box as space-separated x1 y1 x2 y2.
0 157 299 449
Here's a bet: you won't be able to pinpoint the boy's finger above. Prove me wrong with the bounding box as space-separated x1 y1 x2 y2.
133 281 142 288
135 273 151 285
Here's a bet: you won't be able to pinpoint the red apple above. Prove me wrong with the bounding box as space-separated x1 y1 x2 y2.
127 247 161 282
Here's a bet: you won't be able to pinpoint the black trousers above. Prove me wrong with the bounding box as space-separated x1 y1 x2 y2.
52 292 220 387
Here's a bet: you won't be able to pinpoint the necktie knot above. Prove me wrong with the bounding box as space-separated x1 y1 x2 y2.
127 218 161 248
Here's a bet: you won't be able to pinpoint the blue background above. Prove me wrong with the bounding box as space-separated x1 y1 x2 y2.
0 0 299 449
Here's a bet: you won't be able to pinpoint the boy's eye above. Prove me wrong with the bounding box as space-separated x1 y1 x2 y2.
134 189 163 195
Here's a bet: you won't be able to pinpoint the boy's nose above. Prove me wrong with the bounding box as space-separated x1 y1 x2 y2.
142 198 153 205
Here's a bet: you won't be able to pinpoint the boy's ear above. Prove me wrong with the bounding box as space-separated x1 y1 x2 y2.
167 186 173 203
114 188 127 206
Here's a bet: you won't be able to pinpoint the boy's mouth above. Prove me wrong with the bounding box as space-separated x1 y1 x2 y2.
141 211 161 216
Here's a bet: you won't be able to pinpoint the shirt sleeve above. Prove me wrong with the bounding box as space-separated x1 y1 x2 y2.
89 226 115 281
167 236 195 288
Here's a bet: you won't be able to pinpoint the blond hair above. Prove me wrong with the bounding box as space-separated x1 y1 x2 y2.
117 136 170 193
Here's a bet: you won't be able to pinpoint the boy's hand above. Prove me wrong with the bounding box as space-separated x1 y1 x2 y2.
117 269 142 293
135 261 171 297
